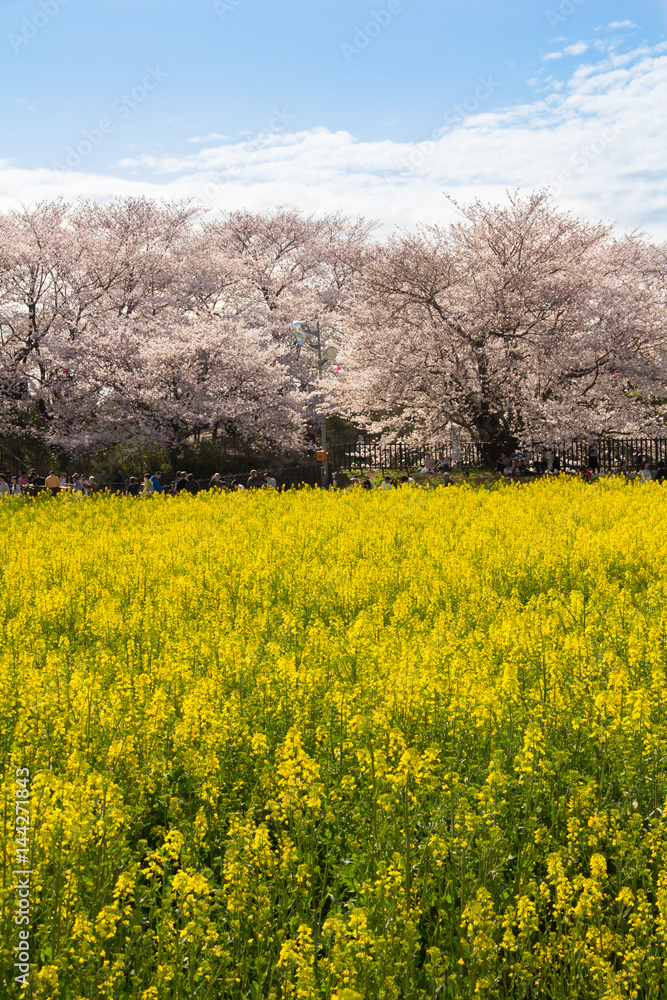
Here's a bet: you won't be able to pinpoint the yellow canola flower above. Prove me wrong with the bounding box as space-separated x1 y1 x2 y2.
1 476 667 998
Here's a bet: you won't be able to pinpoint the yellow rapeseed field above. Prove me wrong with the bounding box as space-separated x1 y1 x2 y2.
1 477 667 999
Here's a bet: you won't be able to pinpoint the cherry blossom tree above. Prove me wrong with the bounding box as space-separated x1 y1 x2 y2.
0 200 370 458
337 192 667 452
199 209 372 385
181 207 375 448
68 196 198 319
0 197 197 445
0 199 83 442
51 315 301 463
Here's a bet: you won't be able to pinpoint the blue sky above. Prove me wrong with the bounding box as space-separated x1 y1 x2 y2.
2 0 667 234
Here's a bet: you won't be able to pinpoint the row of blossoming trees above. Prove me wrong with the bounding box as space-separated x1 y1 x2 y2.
1 191 666 465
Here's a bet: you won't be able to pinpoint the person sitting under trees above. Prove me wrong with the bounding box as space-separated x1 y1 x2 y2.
496 452 511 474
71 474 86 495
24 476 39 498
509 449 529 475
45 470 61 495
418 455 436 474
639 459 653 483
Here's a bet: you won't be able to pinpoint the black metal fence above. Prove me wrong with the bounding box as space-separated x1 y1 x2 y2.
330 438 667 473
330 442 431 472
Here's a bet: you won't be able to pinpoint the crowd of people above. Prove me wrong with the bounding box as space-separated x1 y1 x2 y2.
346 475 415 490
494 449 667 481
0 467 280 498
345 473 455 489
416 454 456 475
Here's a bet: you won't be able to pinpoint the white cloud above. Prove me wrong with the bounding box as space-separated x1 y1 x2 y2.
187 132 231 143
563 41 588 56
608 21 637 30
544 40 588 61
2 42 667 239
